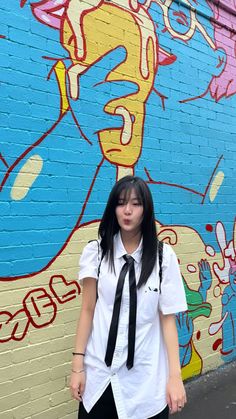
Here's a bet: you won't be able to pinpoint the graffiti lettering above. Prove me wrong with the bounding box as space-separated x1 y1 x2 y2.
23 288 57 329
0 276 80 342
0 309 30 343
49 275 81 304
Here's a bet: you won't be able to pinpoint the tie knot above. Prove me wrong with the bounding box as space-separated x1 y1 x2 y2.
123 255 134 265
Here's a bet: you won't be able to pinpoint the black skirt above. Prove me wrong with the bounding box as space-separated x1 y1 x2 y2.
78 384 169 419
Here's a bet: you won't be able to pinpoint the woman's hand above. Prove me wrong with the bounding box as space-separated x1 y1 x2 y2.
70 370 86 402
166 375 187 414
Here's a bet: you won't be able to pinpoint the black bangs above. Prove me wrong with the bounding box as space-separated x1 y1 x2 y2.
115 181 144 205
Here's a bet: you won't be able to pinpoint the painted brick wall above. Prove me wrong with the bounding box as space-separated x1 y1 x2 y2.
0 0 236 417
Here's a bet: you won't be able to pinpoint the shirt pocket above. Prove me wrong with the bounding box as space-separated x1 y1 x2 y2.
137 283 159 324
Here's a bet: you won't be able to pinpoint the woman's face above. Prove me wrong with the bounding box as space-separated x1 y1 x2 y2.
115 188 143 235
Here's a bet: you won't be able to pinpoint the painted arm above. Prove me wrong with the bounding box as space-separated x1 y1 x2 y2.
198 259 212 302
70 278 97 401
160 312 187 414
176 312 194 367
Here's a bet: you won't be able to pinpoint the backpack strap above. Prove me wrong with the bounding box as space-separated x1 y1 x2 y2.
88 240 104 300
88 239 104 278
158 240 164 293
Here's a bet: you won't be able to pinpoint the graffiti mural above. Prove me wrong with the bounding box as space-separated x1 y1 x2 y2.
0 0 236 404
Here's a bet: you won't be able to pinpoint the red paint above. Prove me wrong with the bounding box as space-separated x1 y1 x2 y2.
0 309 30 343
0 274 81 342
0 151 104 282
0 153 9 168
206 224 213 232
221 348 233 355
196 330 201 340
212 338 222 351
173 11 188 27
201 155 223 204
0 113 66 194
49 275 81 304
20 0 28 7
144 167 204 197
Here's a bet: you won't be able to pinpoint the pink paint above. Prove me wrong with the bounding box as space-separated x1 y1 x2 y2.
158 49 177 66
229 258 236 273
208 0 236 100
31 0 69 29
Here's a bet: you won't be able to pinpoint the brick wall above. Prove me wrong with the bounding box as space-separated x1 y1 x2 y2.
0 0 236 417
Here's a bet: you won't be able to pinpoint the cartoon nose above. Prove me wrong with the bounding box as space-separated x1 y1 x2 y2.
114 107 133 145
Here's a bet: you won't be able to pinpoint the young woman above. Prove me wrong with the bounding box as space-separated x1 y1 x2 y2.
70 176 187 418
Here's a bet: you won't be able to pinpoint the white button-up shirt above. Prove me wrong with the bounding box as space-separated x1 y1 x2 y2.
78 232 187 419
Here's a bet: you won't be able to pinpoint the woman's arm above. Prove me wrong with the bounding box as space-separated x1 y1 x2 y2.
70 278 97 401
160 312 187 415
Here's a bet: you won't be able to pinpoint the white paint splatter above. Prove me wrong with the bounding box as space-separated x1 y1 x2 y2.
187 264 197 273
209 312 228 335
206 245 215 257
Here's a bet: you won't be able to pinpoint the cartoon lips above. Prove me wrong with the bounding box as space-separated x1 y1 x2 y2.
30 0 69 29
62 2 158 167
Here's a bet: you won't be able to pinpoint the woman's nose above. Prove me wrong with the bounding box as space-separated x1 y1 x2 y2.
124 203 132 214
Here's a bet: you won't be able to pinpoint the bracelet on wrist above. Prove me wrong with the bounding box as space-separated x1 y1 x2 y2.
72 352 85 356
72 368 85 374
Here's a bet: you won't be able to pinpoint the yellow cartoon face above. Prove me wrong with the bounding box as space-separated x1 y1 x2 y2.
62 2 157 167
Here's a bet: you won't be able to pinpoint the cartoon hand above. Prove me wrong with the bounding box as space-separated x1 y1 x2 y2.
67 46 138 145
176 312 193 367
176 312 193 347
198 259 212 300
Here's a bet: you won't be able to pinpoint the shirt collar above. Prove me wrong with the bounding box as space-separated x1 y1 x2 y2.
114 231 142 263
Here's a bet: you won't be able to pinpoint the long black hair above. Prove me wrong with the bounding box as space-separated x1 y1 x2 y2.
98 176 158 288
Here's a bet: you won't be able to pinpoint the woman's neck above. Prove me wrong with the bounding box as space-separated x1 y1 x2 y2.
120 230 142 254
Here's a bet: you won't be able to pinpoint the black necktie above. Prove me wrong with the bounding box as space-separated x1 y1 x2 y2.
105 255 137 370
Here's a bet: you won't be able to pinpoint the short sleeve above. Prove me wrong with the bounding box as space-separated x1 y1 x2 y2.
159 244 187 315
78 240 100 285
